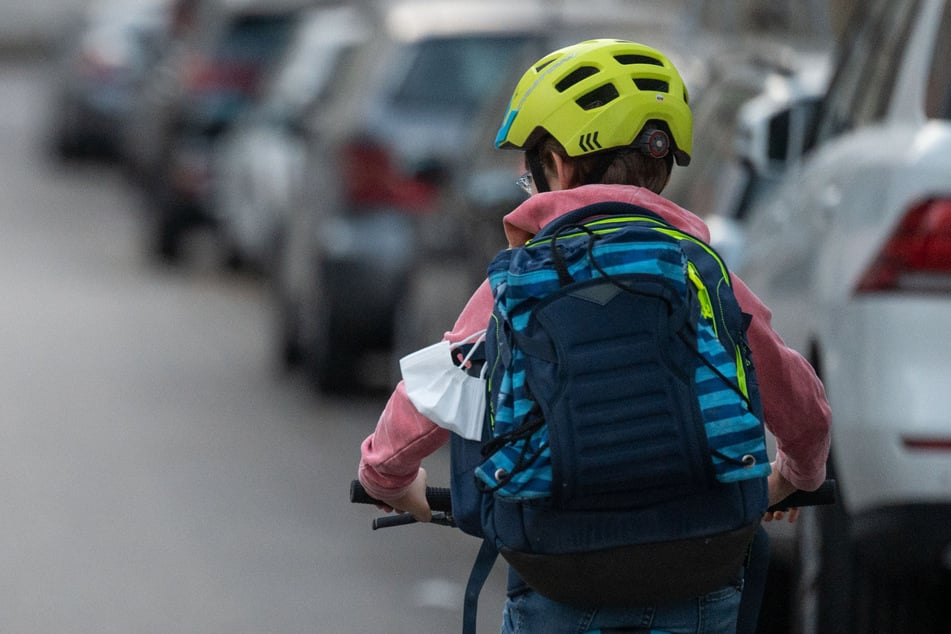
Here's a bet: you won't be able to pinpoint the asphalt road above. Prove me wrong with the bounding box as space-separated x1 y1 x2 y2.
0 60 506 633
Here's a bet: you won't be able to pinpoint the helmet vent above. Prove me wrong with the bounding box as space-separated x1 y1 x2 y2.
576 83 620 110
615 54 663 66
634 78 669 93
556 66 600 92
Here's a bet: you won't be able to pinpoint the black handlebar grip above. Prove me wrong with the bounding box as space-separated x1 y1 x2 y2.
349 480 453 513
372 514 420 530
767 479 837 513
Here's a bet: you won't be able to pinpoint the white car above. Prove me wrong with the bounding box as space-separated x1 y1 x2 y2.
703 56 829 271
737 0 951 631
661 51 830 270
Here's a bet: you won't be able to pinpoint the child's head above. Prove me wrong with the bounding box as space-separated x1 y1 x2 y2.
496 39 692 194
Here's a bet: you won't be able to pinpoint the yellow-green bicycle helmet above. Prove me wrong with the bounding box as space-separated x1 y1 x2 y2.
495 38 692 166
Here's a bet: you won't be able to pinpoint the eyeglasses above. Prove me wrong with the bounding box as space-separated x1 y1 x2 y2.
516 170 534 195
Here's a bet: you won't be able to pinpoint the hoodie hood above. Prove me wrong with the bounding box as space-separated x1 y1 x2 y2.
502 184 710 248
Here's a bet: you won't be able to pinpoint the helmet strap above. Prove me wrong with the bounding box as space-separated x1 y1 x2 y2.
526 148 550 193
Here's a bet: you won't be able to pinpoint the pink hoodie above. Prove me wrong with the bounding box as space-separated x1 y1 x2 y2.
359 185 831 499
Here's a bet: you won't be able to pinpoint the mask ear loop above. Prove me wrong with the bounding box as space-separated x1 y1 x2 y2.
459 331 486 364
453 329 488 376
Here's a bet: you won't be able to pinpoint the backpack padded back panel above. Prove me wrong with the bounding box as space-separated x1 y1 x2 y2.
526 275 712 510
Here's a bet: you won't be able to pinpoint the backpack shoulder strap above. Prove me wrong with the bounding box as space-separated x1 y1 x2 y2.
462 540 499 634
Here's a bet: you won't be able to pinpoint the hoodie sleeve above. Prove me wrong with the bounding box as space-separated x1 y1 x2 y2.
358 280 495 500
732 274 832 491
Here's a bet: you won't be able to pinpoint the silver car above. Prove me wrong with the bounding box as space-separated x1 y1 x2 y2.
272 1 552 393
210 5 370 272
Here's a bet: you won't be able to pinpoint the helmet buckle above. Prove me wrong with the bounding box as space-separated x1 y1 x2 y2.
637 128 670 159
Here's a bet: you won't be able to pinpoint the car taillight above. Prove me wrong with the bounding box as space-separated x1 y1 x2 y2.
181 54 259 94
341 141 440 214
903 437 951 451
855 198 951 293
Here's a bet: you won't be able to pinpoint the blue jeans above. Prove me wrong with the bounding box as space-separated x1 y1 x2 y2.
500 575 744 634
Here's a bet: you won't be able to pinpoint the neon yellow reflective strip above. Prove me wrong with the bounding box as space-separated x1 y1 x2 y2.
652 227 731 284
735 346 749 398
687 261 715 329
525 215 664 245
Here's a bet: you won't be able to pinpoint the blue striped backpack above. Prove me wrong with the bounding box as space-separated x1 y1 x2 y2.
451 201 770 632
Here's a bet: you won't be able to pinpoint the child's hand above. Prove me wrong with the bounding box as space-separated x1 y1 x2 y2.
378 468 432 523
764 462 799 523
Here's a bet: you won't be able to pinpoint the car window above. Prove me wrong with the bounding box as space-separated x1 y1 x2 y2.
770 95 822 168
850 0 919 125
816 0 919 140
925 2 951 118
390 36 530 115
216 14 296 63
767 109 791 162
265 15 367 120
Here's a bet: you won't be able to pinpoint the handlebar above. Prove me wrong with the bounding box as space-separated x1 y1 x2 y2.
766 478 837 513
349 480 454 529
350 478 837 529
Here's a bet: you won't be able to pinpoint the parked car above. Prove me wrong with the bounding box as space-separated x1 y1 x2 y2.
124 0 305 261
272 0 568 392
665 49 827 214
673 53 830 270
210 5 370 272
736 0 951 631
45 0 171 160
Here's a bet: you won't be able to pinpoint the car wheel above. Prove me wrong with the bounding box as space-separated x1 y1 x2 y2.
274 294 303 369
853 539 951 632
51 129 82 161
220 239 248 272
292 267 359 395
155 213 184 262
308 333 357 395
302 303 358 395
792 461 853 634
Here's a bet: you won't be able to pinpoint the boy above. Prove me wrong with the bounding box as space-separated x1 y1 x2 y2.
359 39 830 633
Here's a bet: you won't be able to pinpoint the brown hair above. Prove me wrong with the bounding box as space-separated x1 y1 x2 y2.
534 135 672 194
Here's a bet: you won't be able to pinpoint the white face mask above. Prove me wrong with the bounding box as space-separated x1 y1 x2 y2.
400 330 487 441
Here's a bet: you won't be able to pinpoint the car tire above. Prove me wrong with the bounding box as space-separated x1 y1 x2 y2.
852 534 951 632
303 304 358 395
274 294 303 370
792 457 853 634
308 334 356 395
293 268 359 395
151 179 189 264
155 214 184 263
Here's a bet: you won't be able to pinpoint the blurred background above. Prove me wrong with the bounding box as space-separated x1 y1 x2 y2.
1 0 949 632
